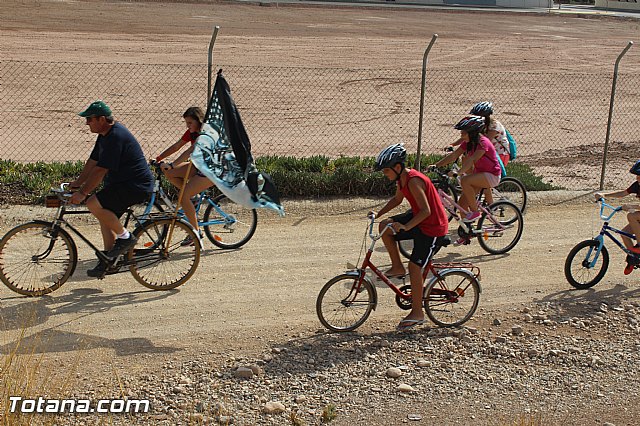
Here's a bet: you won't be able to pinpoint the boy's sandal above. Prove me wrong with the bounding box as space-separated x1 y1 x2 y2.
396 319 425 331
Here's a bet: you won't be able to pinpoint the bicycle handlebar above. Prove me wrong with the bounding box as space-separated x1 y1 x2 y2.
366 214 395 241
596 198 622 221
428 166 457 180
50 183 72 198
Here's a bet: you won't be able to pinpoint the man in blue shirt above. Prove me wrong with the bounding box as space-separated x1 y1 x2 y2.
69 100 154 277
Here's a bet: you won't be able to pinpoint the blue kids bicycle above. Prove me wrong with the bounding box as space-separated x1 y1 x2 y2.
564 198 639 289
136 161 258 249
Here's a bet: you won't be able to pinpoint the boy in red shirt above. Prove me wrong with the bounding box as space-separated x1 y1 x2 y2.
371 144 449 330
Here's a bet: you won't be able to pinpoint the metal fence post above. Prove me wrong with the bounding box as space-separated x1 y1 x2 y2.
415 34 438 171
207 26 220 104
599 41 633 190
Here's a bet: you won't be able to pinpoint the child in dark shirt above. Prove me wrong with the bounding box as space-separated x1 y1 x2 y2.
595 160 640 274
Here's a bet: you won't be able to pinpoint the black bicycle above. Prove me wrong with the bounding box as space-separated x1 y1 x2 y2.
0 185 201 297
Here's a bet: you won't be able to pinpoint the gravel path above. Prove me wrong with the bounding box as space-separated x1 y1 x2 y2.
2 192 640 425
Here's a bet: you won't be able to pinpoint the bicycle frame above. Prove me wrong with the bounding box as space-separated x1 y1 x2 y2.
585 200 638 268
438 188 506 234
144 166 238 230
48 185 189 270
48 203 144 270
347 217 478 305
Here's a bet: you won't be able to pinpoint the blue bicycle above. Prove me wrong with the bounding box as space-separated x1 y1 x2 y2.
564 198 639 289
135 161 258 249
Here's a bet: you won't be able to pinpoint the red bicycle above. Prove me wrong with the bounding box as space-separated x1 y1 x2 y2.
316 215 481 332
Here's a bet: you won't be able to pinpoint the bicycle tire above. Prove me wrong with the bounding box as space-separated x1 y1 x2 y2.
476 200 523 255
316 273 375 332
564 240 609 289
129 218 200 290
481 177 527 214
0 221 77 296
424 269 480 327
203 194 258 249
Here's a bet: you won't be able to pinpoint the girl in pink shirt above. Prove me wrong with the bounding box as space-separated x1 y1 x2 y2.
433 115 501 222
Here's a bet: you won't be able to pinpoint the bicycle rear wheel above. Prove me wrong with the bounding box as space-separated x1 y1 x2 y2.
203 194 258 249
0 221 77 296
564 240 609 289
476 201 523 255
481 177 527 214
129 218 200 290
424 269 480 327
316 274 375 332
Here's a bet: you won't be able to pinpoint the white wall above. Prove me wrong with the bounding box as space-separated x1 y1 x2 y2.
496 0 553 7
595 0 640 10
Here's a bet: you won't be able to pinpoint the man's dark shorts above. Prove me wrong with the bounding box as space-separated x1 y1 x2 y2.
96 185 151 218
391 210 447 267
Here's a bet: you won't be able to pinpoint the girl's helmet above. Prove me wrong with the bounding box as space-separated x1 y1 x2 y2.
375 143 407 171
454 115 486 133
469 101 494 116
631 160 640 176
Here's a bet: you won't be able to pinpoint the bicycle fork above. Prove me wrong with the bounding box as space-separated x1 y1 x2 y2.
585 235 606 268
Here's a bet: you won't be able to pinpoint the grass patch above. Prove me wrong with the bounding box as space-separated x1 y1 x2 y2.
0 156 555 205
0 159 84 205
1 311 81 426
320 403 337 423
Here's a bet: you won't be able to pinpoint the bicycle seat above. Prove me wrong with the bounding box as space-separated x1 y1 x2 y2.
439 236 451 248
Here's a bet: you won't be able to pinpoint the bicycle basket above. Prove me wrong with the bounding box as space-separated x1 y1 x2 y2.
45 195 62 208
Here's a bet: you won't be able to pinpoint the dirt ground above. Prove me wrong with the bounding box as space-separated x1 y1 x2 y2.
1 0 640 190
3 0 640 70
1 193 640 425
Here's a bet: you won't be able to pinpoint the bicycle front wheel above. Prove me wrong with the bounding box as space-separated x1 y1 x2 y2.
316 274 375 332
424 269 480 327
129 218 200 290
203 194 258 249
0 221 77 296
476 201 523 255
564 240 609 289
487 177 527 214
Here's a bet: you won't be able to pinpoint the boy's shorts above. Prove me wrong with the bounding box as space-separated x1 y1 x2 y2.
96 185 151 218
391 210 447 267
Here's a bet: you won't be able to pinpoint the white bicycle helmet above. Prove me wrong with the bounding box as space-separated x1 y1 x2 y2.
470 101 494 116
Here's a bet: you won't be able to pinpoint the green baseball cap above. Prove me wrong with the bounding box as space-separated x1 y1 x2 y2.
78 100 112 117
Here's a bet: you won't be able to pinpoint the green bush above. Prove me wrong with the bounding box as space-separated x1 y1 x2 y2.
0 156 555 205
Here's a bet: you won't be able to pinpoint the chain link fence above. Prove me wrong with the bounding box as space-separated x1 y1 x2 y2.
1 59 638 190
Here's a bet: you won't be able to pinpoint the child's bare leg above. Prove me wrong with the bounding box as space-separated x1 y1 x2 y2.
460 174 490 213
401 261 425 322
162 163 194 189
626 211 640 248
483 187 494 206
379 219 405 276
